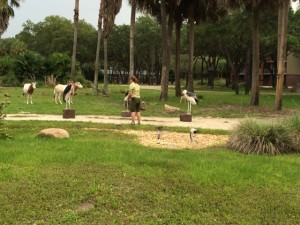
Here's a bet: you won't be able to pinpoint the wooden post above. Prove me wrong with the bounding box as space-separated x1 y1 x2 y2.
180 114 192 122
63 109 75 119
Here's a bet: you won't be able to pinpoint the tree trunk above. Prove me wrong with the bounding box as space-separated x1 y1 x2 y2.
129 0 136 83
160 0 168 101
70 0 79 81
93 1 103 95
175 21 181 97
103 37 109 95
275 0 289 110
250 9 260 106
187 4 195 93
244 44 251 95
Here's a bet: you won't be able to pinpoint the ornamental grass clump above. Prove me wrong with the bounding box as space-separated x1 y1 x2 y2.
227 119 298 156
282 114 300 148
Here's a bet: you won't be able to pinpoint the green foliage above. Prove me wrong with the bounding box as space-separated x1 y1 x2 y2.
227 119 299 155
46 52 71 83
14 51 46 82
0 55 15 75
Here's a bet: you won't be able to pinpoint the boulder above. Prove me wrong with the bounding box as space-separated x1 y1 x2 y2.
36 128 70 138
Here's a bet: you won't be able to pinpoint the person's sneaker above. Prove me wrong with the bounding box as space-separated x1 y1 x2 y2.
131 122 135 125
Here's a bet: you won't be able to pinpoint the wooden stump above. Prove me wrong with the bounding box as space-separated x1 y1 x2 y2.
180 114 192 122
63 109 75 119
121 110 131 117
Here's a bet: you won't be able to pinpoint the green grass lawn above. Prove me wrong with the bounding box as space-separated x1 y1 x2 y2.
1 85 300 118
0 85 299 224
0 121 299 224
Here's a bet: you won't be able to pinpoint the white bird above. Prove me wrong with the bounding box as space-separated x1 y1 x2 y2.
190 128 199 142
180 90 198 114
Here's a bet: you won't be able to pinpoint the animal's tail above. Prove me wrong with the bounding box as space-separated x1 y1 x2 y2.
63 84 72 102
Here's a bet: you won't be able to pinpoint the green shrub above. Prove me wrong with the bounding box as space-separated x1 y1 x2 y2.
227 119 298 155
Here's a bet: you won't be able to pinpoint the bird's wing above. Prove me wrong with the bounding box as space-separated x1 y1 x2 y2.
186 91 196 98
186 91 198 103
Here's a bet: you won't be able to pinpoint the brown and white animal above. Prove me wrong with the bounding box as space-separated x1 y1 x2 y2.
62 82 83 109
23 82 37 104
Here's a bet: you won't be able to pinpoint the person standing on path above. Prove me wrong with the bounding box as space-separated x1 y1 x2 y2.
128 75 141 125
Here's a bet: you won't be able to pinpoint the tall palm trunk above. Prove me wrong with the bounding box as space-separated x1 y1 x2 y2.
275 0 289 110
103 38 109 95
93 0 103 95
250 9 260 106
160 0 168 101
175 20 182 97
187 4 195 93
129 0 136 82
70 0 79 81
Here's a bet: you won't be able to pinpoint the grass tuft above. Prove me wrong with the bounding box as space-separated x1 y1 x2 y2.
227 119 298 155
282 113 300 148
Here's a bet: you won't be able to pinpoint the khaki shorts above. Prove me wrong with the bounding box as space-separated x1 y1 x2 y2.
129 98 141 112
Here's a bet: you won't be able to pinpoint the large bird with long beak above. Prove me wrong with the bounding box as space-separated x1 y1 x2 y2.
180 90 198 114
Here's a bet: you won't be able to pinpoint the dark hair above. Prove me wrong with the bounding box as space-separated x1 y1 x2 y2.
130 75 138 83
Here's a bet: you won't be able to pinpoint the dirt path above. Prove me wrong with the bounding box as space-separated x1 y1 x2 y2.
5 113 259 130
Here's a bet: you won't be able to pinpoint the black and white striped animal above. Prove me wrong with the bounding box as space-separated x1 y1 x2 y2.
180 90 198 114
23 82 37 104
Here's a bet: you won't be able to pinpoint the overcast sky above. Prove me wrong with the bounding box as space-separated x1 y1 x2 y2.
3 0 134 38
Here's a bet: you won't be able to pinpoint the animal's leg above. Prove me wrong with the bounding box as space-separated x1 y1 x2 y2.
30 95 33 104
58 93 63 104
26 95 29 104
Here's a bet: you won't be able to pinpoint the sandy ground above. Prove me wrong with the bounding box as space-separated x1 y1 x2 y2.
5 113 277 150
5 113 243 130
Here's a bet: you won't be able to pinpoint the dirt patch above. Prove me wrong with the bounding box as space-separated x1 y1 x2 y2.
125 130 228 150
85 128 228 149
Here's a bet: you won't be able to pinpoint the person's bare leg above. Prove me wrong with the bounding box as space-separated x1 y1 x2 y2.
131 112 136 124
137 112 141 124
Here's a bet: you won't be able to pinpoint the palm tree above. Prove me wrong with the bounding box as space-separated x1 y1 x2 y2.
275 0 290 110
93 0 105 95
174 6 183 97
134 0 173 101
180 0 227 93
102 0 122 95
70 0 79 81
242 0 278 106
129 0 136 82
0 0 20 38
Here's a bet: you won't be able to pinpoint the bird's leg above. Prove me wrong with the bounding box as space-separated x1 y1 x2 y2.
190 133 194 142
